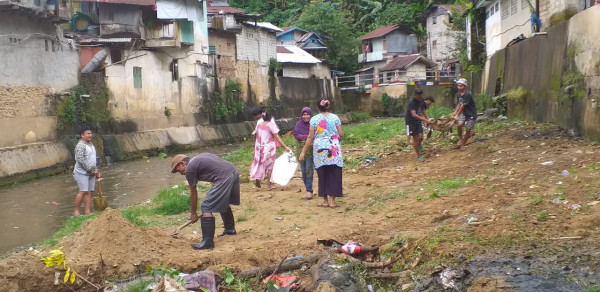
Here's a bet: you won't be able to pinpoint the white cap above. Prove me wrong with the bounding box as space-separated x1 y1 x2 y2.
456 78 468 86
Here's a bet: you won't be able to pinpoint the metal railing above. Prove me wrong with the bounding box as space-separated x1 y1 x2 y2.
335 70 459 88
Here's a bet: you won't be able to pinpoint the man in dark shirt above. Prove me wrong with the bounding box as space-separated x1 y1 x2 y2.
405 88 431 161
171 153 240 250
451 78 477 150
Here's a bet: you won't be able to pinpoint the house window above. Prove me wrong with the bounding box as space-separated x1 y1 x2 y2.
511 0 518 15
432 40 437 49
521 0 529 9
501 0 509 19
495 2 500 12
133 67 142 88
383 39 387 51
45 40 48 51
170 59 179 81
110 48 122 64
433 16 437 24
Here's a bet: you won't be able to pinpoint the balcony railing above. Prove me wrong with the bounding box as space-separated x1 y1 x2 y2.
335 70 459 89
357 51 384 63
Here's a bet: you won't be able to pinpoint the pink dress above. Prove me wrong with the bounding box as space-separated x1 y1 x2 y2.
250 122 279 180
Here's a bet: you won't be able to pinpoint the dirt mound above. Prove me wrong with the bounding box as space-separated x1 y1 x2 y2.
0 209 205 291
60 208 193 276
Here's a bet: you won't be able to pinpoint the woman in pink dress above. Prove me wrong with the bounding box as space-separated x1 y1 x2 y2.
250 111 290 190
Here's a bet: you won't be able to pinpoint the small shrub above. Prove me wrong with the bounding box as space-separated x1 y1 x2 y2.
349 111 370 122
381 93 404 116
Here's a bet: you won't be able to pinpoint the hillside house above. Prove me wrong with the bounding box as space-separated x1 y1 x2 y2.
424 5 463 67
276 45 330 79
356 25 418 81
379 55 436 83
277 27 328 62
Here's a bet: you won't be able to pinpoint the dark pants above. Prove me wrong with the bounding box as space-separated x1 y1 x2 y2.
316 165 343 198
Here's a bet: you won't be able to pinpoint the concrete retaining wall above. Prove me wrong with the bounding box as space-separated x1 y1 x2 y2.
477 6 600 141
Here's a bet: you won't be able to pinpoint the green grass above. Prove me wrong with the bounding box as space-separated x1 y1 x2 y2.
427 105 453 119
41 213 100 247
222 141 254 165
587 284 600 292
348 111 370 122
425 177 469 193
153 186 191 215
123 277 154 292
343 119 407 146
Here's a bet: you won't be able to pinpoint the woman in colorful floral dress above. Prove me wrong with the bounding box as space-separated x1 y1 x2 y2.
299 98 343 208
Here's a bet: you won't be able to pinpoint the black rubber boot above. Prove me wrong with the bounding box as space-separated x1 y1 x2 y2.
218 207 237 237
191 217 215 250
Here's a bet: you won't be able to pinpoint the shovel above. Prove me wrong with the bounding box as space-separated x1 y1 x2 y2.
170 220 193 237
93 177 108 212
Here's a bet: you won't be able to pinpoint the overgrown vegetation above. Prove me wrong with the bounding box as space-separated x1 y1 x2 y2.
381 93 405 117
57 83 112 130
204 79 246 123
449 0 487 72
475 93 492 112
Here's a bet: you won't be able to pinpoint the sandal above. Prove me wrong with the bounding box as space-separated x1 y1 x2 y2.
329 204 339 208
318 203 330 207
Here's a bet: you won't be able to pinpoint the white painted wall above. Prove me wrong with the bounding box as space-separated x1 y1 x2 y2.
426 13 461 65
485 0 503 57
0 15 79 91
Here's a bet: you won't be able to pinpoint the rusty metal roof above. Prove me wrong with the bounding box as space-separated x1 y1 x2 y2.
357 25 414 41
380 54 436 72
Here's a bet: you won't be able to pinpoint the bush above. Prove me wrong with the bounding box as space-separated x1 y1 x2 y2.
349 111 370 122
475 93 492 112
381 93 404 117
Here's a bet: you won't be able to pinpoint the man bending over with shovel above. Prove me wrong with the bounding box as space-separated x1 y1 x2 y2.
171 153 240 250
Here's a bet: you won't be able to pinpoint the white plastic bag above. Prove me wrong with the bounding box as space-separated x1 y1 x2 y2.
270 152 298 186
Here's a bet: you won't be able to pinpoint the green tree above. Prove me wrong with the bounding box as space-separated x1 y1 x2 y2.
448 0 486 72
294 1 359 74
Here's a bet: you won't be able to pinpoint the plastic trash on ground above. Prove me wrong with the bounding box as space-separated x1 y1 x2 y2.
270 152 298 186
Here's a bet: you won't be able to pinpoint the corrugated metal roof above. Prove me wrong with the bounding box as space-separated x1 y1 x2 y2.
79 0 155 6
79 37 133 44
243 21 282 32
207 6 245 14
276 45 321 64
356 66 373 73
357 25 414 41
380 54 435 72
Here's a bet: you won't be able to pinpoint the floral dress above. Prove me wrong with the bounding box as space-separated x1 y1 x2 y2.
310 113 343 169
250 122 279 180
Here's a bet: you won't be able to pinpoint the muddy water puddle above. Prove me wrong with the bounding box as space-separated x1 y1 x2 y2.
0 145 239 254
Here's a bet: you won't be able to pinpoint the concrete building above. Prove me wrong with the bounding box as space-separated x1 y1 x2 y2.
379 55 436 84
356 25 418 80
0 1 79 178
276 45 330 79
424 5 463 67
74 0 212 129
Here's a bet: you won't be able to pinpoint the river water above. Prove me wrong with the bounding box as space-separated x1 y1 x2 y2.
0 145 239 255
